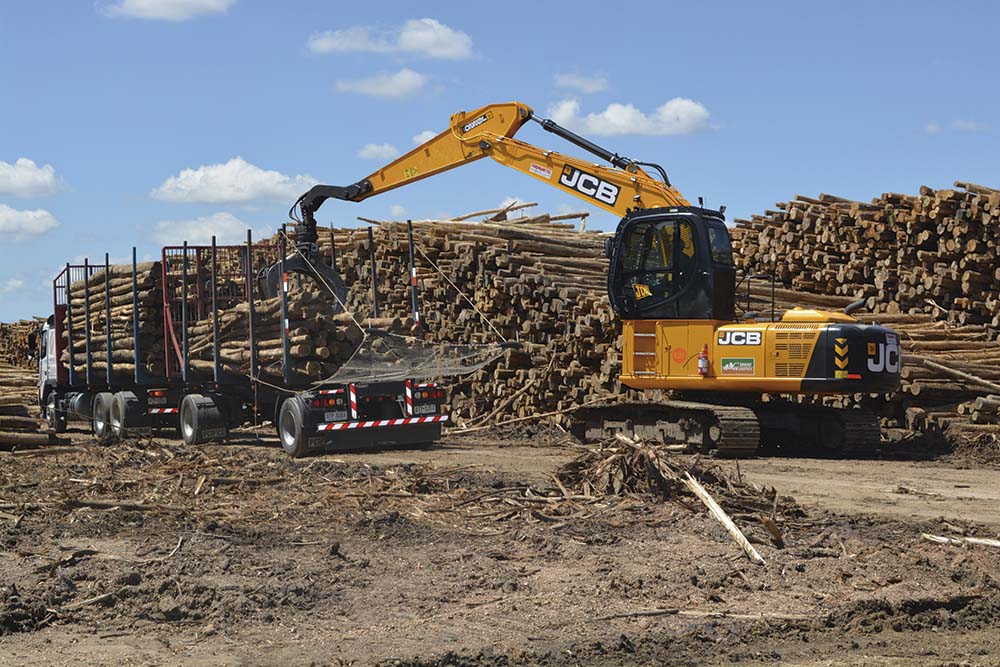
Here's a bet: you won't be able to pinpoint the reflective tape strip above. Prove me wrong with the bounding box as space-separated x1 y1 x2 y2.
317 388 345 395
349 383 358 419
405 379 413 416
147 408 178 414
411 266 417 286
315 414 448 431
416 382 436 388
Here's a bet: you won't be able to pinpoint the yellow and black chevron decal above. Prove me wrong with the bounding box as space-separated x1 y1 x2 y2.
834 337 849 379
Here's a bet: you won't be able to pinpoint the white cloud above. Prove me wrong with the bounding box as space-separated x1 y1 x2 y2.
0 158 60 197
335 69 427 99
357 143 401 161
0 278 24 295
0 204 59 239
554 72 609 94
152 212 265 245
309 18 473 59
151 157 316 203
923 121 941 135
412 130 437 145
390 204 406 218
548 97 712 136
102 0 235 21
952 119 989 132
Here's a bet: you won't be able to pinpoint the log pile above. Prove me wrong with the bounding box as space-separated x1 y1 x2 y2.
306 212 619 424
61 262 165 379
0 319 42 367
730 181 1000 328
0 364 66 450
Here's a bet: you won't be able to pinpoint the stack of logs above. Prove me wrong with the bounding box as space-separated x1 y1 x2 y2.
0 319 42 367
182 286 367 382
304 211 619 424
730 181 1000 329
61 262 165 378
0 364 67 450
732 182 1000 446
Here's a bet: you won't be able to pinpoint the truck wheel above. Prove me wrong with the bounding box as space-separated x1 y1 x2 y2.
179 394 225 446
110 391 145 440
91 392 115 444
278 398 309 458
45 393 67 434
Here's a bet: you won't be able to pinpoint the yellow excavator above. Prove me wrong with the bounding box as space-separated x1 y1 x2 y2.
286 101 902 456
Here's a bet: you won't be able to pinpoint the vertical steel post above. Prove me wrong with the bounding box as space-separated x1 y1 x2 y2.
279 231 291 386
105 253 112 383
329 224 337 268
407 219 419 325
368 225 379 318
66 263 76 386
83 259 92 386
181 242 189 383
211 236 221 384
131 248 141 383
245 230 258 381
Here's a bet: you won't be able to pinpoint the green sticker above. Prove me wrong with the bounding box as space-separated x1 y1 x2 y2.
721 358 755 376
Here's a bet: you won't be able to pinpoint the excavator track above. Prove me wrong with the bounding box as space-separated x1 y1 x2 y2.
571 400 760 458
571 400 881 458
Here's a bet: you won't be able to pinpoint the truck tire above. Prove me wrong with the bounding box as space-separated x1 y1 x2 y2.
179 394 225 446
110 391 145 440
278 398 309 458
91 392 115 444
45 393 67 434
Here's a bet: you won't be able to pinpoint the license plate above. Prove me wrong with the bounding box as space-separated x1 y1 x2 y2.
202 428 226 440
324 411 348 422
412 404 437 416
308 436 326 448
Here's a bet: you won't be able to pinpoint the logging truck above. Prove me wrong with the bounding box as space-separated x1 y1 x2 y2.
36 233 449 457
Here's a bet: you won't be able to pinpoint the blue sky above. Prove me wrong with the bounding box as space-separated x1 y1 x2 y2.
0 0 997 319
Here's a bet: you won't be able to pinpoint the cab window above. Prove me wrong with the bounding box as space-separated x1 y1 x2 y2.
707 223 734 265
618 218 696 305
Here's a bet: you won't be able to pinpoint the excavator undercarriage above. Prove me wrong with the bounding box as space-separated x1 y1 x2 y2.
571 398 881 458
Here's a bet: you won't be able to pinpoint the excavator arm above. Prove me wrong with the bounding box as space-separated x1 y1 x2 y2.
290 101 689 236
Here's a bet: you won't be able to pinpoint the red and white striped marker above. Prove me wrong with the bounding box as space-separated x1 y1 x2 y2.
316 414 447 431
348 383 358 419
147 407 179 414
404 379 413 416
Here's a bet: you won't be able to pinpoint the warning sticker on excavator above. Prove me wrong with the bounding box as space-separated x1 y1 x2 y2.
633 283 652 300
529 163 552 179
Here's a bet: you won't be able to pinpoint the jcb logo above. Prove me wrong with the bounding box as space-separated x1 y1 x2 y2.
717 330 761 346
867 341 900 374
559 166 619 206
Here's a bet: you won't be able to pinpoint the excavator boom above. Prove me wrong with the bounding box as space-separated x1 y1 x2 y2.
291 101 688 231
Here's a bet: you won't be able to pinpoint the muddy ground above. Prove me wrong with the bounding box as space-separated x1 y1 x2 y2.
1 425 999 666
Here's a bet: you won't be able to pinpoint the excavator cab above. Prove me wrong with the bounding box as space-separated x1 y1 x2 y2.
607 207 736 322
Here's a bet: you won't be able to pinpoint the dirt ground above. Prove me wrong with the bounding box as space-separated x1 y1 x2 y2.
2 425 999 666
